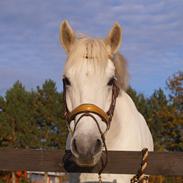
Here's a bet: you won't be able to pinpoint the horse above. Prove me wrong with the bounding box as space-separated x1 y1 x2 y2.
59 20 154 183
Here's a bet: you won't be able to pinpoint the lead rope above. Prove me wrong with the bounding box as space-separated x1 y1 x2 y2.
99 148 149 183
98 174 102 183
131 148 149 183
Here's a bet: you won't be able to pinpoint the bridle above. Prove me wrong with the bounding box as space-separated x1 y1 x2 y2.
62 75 120 176
63 77 120 133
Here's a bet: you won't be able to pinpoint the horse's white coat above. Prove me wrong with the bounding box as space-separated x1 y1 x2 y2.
65 60 154 183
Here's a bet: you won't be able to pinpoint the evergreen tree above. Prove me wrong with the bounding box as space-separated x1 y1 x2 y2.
0 81 39 148
0 80 67 149
167 71 183 116
0 95 12 146
166 71 183 151
32 80 67 149
148 88 169 151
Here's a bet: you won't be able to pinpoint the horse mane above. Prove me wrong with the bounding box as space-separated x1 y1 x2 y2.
112 52 129 90
65 36 129 90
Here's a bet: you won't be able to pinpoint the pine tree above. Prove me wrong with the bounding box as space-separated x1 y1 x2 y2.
0 95 12 146
167 71 183 116
166 71 183 151
0 81 39 148
32 80 67 149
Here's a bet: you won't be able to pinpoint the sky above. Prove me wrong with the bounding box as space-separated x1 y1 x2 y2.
0 0 183 96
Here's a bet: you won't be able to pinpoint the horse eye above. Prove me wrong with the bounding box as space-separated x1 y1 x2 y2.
63 77 71 86
107 77 115 86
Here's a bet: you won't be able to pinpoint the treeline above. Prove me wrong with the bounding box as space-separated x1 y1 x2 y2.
128 71 183 152
0 80 67 149
0 71 182 183
0 71 182 151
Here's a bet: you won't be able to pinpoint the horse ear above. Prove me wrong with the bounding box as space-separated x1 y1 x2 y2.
105 22 122 54
60 20 75 53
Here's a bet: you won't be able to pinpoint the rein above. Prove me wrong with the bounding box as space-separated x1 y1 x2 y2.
62 77 120 179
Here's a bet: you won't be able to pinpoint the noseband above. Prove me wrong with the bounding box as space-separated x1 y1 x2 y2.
62 78 120 134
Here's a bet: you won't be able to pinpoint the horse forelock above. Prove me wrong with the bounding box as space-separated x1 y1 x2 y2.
64 36 129 90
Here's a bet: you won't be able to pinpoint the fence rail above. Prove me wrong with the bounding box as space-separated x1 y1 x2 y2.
0 148 183 176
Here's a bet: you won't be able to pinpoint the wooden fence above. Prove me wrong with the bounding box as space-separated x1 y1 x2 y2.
0 148 183 176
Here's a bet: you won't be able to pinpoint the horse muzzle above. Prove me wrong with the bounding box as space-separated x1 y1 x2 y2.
71 134 103 166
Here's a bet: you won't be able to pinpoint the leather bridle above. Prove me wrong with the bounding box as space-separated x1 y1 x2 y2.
62 77 120 134
62 76 120 175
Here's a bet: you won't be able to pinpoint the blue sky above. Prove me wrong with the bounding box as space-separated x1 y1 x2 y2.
0 0 182 96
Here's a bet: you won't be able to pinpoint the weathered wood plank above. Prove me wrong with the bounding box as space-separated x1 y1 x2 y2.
0 148 182 176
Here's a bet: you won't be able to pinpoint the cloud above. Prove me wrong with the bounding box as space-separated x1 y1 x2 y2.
0 0 182 96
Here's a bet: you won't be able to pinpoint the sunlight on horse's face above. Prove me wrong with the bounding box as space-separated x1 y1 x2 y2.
64 59 115 166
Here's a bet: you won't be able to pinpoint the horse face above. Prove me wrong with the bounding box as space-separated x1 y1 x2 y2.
64 60 115 166
60 20 122 166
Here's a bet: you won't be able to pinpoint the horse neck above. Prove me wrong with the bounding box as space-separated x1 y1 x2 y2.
105 91 141 150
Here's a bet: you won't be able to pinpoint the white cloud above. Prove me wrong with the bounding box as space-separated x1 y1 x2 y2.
0 0 182 95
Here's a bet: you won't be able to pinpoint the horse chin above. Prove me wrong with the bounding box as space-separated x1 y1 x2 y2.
74 153 101 167
74 158 96 167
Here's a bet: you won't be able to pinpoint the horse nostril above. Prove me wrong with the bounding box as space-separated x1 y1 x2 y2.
96 139 102 146
71 137 102 158
94 139 102 154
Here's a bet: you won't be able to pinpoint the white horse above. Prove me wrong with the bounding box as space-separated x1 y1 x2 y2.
60 20 154 183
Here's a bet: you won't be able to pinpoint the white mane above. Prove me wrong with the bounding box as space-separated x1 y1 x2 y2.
65 36 129 90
